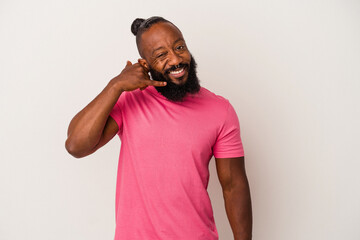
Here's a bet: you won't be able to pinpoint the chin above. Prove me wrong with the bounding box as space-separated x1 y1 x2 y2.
169 74 188 85
171 78 187 86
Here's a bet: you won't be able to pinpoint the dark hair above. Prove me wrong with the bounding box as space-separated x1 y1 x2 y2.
131 16 177 50
131 16 170 36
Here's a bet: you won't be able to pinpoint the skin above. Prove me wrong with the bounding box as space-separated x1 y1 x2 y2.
65 62 166 158
216 156 253 240
137 22 191 85
65 21 252 240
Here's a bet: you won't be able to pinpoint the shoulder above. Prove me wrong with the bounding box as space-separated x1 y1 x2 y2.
115 88 150 106
198 86 231 109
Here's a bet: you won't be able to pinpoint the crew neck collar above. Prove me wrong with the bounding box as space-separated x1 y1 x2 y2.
146 85 167 100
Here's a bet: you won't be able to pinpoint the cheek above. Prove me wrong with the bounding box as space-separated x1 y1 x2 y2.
181 52 191 63
151 59 167 72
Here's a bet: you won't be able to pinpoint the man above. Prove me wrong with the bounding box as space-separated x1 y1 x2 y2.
65 16 252 240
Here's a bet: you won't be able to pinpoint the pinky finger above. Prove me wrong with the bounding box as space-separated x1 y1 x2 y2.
147 80 167 87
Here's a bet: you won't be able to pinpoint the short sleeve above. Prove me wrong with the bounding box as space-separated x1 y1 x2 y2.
213 102 245 158
109 101 123 134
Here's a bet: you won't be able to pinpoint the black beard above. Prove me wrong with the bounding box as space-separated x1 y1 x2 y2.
149 55 201 102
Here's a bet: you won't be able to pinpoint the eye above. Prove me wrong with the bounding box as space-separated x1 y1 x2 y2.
157 52 167 58
176 45 186 50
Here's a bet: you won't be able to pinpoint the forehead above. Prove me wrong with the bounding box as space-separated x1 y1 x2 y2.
140 22 184 57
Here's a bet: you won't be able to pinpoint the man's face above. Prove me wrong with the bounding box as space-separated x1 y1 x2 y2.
139 22 199 99
149 54 200 102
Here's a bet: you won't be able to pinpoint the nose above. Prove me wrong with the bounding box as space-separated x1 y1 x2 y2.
167 50 182 67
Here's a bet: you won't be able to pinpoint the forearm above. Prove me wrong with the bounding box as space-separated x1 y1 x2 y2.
223 180 252 240
65 79 123 156
65 60 168 157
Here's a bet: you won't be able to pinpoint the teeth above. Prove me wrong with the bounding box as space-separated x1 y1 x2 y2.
170 68 184 74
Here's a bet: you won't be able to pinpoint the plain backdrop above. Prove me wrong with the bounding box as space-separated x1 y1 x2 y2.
1 0 359 239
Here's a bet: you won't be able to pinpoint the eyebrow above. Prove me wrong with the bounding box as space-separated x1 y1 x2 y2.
151 38 185 56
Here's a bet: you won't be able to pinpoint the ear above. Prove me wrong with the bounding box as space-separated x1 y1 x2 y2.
138 58 149 71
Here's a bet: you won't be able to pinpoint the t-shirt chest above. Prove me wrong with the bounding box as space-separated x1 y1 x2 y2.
121 99 220 159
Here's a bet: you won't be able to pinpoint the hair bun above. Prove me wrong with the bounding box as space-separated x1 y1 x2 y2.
131 18 145 35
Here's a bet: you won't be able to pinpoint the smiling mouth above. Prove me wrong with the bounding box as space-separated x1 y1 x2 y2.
168 67 186 78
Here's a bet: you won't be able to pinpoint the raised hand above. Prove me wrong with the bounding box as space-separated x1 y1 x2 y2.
111 61 167 92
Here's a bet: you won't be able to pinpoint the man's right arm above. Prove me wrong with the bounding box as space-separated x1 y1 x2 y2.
65 61 166 158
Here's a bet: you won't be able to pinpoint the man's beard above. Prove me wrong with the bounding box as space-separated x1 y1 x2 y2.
149 55 201 102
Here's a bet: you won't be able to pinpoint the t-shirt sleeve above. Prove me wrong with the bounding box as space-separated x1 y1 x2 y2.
213 101 245 158
109 100 123 134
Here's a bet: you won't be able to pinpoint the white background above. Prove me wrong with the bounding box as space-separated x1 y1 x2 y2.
1 0 359 239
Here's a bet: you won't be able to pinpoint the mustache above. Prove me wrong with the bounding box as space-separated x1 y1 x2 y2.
164 63 189 74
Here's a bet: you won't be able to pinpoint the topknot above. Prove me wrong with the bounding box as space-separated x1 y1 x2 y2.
131 18 145 36
131 16 179 57
131 16 171 37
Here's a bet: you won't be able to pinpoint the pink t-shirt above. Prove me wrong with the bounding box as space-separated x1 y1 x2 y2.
109 85 244 240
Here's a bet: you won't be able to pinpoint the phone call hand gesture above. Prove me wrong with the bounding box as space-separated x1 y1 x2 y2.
112 61 167 92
